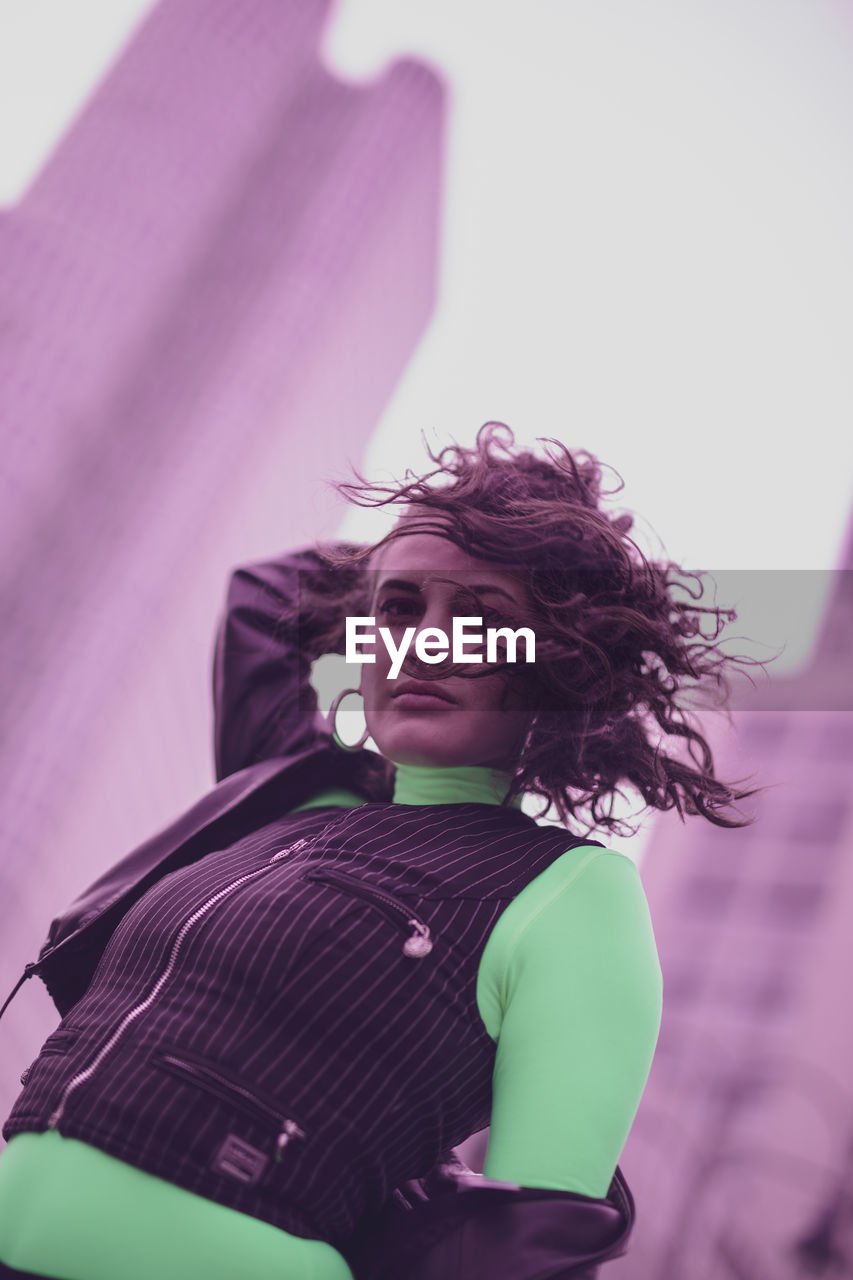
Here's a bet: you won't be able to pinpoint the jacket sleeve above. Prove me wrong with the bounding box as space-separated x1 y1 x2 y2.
344 1153 635 1280
211 543 363 781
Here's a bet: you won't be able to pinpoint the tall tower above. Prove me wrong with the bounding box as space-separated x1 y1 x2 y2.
0 0 445 1124
613 523 853 1277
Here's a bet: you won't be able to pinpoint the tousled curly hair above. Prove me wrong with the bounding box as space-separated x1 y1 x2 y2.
298 422 763 838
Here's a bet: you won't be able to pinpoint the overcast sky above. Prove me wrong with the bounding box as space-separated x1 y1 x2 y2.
2 0 852 673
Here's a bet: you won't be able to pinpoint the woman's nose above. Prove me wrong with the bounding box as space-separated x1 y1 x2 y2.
396 607 455 678
419 602 452 635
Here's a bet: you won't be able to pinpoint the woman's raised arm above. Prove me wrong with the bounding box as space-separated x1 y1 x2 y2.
211 543 363 781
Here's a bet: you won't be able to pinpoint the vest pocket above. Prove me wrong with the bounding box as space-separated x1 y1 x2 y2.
39 1029 78 1054
20 1029 79 1085
301 867 433 958
151 1046 306 1161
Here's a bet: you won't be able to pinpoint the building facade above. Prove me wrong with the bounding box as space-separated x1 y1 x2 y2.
0 0 445 1125
614 540 853 1277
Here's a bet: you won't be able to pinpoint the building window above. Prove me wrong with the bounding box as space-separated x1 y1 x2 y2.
749 968 794 1015
814 718 853 760
760 879 825 925
735 713 790 756
662 965 705 1005
679 874 738 916
785 799 848 846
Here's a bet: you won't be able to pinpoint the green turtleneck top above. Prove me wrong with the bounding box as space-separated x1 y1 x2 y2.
0 764 662 1280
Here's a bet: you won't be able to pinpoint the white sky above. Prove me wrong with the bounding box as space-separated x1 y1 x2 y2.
2 0 852 673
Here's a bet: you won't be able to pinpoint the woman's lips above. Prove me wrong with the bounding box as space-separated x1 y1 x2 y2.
391 681 457 708
391 691 456 710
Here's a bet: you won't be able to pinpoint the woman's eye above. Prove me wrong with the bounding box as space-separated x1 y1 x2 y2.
377 598 419 620
377 599 506 625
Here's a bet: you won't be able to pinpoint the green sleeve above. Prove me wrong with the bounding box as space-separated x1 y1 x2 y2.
476 847 663 1198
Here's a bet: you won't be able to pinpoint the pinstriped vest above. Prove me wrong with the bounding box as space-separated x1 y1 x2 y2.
3 800 596 1248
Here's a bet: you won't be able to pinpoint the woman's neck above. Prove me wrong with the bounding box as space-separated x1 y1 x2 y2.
391 761 523 808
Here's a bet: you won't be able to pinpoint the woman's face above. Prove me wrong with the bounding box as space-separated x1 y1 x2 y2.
358 529 536 770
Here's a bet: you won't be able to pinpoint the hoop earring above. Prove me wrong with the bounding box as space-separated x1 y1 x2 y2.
329 687 370 752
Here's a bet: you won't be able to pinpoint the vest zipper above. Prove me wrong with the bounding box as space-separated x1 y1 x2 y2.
156 1052 305 1160
302 866 433 958
46 853 300 1132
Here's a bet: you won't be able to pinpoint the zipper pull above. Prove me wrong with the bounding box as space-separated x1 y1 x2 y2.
275 1119 306 1161
270 839 308 864
403 920 433 958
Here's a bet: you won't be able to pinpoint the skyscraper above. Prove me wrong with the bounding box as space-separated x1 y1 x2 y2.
613 530 853 1277
0 0 445 1122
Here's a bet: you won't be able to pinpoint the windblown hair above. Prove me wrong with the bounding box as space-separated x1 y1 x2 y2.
296 422 763 837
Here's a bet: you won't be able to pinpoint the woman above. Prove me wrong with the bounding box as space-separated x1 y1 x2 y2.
0 424 757 1279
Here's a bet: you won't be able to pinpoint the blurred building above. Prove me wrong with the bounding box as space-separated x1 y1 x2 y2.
612 525 853 1278
0 0 444 1122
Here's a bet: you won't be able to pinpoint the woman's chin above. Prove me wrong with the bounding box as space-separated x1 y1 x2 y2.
369 722 468 769
383 743 472 769
372 731 513 771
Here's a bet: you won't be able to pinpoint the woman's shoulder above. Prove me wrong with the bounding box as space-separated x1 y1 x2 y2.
501 840 645 944
477 839 661 1038
479 841 659 994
